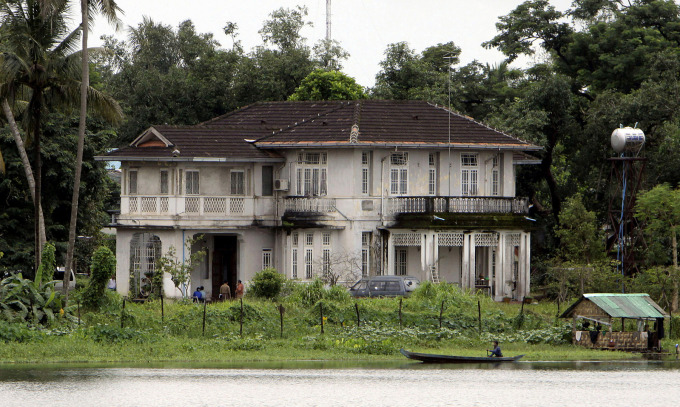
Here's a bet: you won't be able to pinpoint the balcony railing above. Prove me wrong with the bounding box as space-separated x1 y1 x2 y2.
283 197 336 213
386 196 528 215
123 195 255 217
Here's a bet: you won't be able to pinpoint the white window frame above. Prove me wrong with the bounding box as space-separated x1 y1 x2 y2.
491 155 500 196
428 152 437 196
362 232 371 277
305 248 314 279
185 170 200 195
160 169 169 195
296 152 328 196
361 151 372 195
390 152 408 196
395 248 407 276
262 248 272 270
128 169 138 195
461 153 478 196
322 248 331 277
305 233 314 246
230 169 245 195
292 248 298 279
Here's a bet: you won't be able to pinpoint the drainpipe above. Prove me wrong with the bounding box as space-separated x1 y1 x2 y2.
380 155 387 226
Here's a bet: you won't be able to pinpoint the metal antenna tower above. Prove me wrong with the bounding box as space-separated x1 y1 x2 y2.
326 0 332 41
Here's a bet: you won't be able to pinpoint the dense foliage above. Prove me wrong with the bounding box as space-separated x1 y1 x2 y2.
249 268 286 299
82 246 116 309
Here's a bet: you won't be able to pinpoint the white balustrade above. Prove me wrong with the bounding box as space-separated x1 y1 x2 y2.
386 197 528 215
122 195 255 217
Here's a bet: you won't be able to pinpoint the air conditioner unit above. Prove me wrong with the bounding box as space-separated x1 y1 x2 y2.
273 179 289 191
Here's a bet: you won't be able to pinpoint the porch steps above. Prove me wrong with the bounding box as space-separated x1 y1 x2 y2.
430 266 440 284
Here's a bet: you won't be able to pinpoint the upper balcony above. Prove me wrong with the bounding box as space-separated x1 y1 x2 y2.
280 196 528 217
385 196 529 215
119 195 276 221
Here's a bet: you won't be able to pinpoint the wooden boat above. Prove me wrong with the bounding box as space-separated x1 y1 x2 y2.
400 348 524 363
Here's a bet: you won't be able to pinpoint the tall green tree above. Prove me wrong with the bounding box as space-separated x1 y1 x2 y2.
289 69 365 101
636 184 680 310
0 0 120 272
65 0 120 299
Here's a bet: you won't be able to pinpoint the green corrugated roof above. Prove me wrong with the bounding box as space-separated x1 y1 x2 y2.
560 294 669 319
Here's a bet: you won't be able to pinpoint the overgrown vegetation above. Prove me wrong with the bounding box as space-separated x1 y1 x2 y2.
0 280 665 363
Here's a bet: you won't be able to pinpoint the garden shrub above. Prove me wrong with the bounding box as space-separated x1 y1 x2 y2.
0 320 40 342
249 268 285 299
35 242 56 286
82 246 116 310
0 273 64 325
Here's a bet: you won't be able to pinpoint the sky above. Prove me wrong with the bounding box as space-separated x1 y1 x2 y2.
90 0 574 88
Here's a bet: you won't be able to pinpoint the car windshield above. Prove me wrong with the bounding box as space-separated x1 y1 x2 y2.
350 281 367 291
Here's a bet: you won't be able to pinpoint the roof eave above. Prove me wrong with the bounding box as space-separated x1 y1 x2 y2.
254 142 542 151
94 156 285 163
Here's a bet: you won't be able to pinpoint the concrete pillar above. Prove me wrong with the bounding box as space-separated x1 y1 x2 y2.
523 232 531 297
495 233 505 301
462 233 471 289
387 232 395 276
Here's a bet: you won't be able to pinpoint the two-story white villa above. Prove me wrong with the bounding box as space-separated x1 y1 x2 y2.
100 100 540 301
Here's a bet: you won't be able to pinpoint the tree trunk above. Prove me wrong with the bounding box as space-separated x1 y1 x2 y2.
542 130 561 223
64 0 89 300
2 98 47 247
32 90 43 273
672 230 678 312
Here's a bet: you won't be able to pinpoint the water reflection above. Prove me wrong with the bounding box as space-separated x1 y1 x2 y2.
1 361 678 407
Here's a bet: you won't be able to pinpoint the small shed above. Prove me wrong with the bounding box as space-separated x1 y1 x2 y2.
559 293 669 351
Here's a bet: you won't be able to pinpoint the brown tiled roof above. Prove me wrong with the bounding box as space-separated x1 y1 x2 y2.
104 125 282 161
102 100 538 161
253 100 538 149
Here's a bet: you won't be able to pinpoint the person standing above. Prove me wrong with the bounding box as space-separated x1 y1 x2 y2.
235 280 244 299
219 281 232 301
487 340 503 357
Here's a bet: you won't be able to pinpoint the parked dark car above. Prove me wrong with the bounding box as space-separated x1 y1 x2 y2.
349 275 420 298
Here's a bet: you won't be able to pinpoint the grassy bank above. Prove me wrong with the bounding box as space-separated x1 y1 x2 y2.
0 282 658 364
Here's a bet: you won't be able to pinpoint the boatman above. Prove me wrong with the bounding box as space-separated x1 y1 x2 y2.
488 340 503 357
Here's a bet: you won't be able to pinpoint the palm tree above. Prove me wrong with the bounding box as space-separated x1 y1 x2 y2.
0 0 122 272
64 0 121 297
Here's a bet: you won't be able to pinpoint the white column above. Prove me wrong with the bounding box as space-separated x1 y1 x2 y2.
421 233 427 276
432 232 439 282
462 233 471 289
495 233 505 301
469 233 476 290
523 232 531 298
387 232 395 276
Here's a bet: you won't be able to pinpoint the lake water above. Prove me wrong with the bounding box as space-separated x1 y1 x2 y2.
1 361 679 407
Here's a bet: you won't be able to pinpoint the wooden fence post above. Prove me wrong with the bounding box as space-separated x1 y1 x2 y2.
161 294 164 324
355 303 360 327
240 298 244 336
478 300 482 333
399 298 403 329
121 297 126 329
278 304 285 338
439 300 445 329
202 299 207 336
320 302 324 334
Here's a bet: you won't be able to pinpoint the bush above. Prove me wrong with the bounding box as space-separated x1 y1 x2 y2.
82 246 116 310
249 268 285 299
35 242 56 286
0 273 65 325
0 320 40 342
